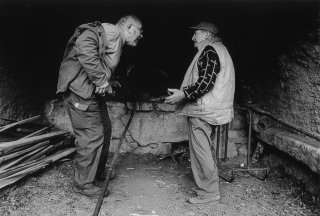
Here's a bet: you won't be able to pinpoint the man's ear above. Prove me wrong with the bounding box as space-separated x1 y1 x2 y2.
205 31 210 39
127 24 134 35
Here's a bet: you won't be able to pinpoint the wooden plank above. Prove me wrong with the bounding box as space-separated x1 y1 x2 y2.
0 163 47 189
20 127 50 139
0 147 75 178
0 138 69 166
8 162 47 179
0 146 47 171
0 115 41 133
23 145 55 163
0 160 46 179
0 148 75 189
44 148 76 163
0 141 50 164
0 131 69 155
0 136 15 142
0 158 44 175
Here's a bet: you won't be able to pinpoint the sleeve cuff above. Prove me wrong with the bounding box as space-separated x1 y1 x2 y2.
183 89 190 100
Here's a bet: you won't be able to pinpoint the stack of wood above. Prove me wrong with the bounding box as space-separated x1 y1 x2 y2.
0 115 76 189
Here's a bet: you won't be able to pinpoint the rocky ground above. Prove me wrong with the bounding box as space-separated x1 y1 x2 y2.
0 153 320 216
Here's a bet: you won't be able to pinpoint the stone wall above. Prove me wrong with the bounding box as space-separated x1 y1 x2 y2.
45 100 248 157
0 60 48 124
248 107 320 195
247 22 320 139
240 13 320 194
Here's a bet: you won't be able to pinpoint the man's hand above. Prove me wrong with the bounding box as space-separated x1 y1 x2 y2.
95 81 109 95
165 88 185 104
95 80 122 96
107 80 122 96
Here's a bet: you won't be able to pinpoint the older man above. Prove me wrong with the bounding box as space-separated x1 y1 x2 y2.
165 22 235 204
56 15 143 197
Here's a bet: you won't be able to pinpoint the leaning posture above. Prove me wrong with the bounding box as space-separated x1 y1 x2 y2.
56 15 143 197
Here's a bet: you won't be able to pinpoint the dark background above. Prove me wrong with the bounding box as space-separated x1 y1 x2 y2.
0 0 318 100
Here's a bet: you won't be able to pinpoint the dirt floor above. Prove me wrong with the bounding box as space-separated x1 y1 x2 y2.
1 153 320 216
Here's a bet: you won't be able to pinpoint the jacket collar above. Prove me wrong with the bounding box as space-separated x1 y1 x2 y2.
197 37 221 50
116 23 125 44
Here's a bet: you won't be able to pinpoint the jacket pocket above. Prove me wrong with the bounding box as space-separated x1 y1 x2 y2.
73 102 89 111
67 92 90 111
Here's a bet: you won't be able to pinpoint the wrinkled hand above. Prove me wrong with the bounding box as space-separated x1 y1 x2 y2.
107 80 122 96
95 80 122 96
165 88 185 104
95 81 110 96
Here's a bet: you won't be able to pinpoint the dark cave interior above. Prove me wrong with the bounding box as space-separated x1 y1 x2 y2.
0 0 318 102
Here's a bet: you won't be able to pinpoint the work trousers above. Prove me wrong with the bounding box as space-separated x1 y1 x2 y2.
65 91 111 186
188 117 220 197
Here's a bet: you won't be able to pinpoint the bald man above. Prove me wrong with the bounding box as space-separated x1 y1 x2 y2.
56 15 143 197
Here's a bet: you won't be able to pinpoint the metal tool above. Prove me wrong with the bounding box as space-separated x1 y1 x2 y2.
216 107 269 183
92 110 135 216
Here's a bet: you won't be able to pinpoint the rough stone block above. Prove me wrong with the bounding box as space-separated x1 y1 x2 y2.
236 144 248 156
106 102 127 138
45 100 247 157
44 99 73 134
126 101 176 112
228 130 248 145
259 128 320 174
121 111 188 146
109 138 138 153
229 109 247 130
133 143 171 155
218 139 238 158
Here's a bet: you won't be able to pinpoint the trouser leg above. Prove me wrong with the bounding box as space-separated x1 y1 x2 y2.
65 92 109 186
188 117 220 197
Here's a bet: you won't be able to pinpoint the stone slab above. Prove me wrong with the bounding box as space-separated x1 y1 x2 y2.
259 128 320 174
124 101 176 112
120 111 189 146
45 100 247 156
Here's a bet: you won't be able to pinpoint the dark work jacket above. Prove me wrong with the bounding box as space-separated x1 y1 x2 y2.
56 21 124 99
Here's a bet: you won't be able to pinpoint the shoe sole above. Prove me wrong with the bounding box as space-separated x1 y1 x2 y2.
188 196 221 204
191 187 206 196
73 187 109 198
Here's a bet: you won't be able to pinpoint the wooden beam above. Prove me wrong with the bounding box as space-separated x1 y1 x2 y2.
0 115 41 133
23 145 55 163
0 148 75 189
20 127 50 139
44 148 76 163
0 141 50 163
0 162 48 189
0 146 47 171
0 160 46 179
0 131 69 155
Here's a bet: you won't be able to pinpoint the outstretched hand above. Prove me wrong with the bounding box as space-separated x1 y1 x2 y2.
165 88 185 104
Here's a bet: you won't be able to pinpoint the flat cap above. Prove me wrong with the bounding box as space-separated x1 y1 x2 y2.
190 22 219 34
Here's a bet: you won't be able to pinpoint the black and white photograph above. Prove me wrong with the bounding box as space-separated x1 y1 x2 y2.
0 0 319 215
